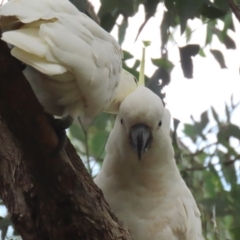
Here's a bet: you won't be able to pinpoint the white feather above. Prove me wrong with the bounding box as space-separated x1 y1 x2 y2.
0 0 137 118
95 86 204 240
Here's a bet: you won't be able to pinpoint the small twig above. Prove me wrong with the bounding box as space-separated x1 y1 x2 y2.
232 99 240 111
182 142 218 158
96 145 105 162
224 155 240 165
184 166 208 171
78 117 92 176
184 153 240 171
227 0 240 23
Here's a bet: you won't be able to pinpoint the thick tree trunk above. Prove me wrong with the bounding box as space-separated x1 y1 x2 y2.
0 34 132 240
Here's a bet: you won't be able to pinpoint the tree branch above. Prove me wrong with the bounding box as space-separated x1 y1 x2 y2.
0 32 132 240
227 0 240 23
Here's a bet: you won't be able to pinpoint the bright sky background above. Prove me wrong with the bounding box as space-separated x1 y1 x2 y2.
90 0 240 124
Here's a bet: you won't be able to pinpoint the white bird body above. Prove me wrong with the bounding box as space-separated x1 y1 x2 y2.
94 86 203 240
0 0 137 118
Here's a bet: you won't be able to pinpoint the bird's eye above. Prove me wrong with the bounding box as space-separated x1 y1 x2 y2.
158 121 162 127
120 119 123 124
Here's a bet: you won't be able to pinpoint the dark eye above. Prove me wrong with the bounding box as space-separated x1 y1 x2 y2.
158 121 162 127
120 119 123 124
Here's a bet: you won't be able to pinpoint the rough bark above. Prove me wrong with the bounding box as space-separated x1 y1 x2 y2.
0 34 132 240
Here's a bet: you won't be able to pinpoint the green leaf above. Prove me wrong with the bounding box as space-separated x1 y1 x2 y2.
203 175 217 198
200 110 209 129
161 11 170 52
90 131 108 159
93 113 110 130
99 0 117 14
118 0 138 17
118 17 128 46
99 0 140 31
210 49 227 68
225 103 231 122
179 44 200 78
144 0 160 17
185 113 209 140
201 197 231 217
147 67 170 99
214 0 229 10
196 151 208 164
211 106 220 124
123 50 134 60
201 165 224 207
165 0 203 33
139 47 146 86
132 59 141 69
217 123 240 149
151 58 174 71
143 41 151 47
200 2 228 19
214 29 236 49
183 124 198 141
122 61 140 80
69 124 85 142
99 11 119 32
218 124 240 141
222 163 237 186
223 34 236 49
164 0 175 11
229 226 240 239
69 0 88 12
205 20 216 45
178 0 204 34
99 0 139 21
185 25 192 42
223 12 235 32
198 48 206 57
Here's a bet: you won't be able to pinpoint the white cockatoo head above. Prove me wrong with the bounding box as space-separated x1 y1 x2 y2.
112 86 173 161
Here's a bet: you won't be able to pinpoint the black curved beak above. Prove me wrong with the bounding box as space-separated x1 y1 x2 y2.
129 124 152 160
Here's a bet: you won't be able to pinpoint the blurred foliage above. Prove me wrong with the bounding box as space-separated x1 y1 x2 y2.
174 98 240 240
1 0 240 239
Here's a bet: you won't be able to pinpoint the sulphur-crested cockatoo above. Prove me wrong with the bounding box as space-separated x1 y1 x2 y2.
94 86 204 240
0 0 137 124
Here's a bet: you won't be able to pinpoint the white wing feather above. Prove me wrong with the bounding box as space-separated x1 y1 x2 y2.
0 0 135 118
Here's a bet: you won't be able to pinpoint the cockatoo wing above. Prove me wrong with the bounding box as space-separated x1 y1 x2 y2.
0 0 133 118
158 189 203 239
